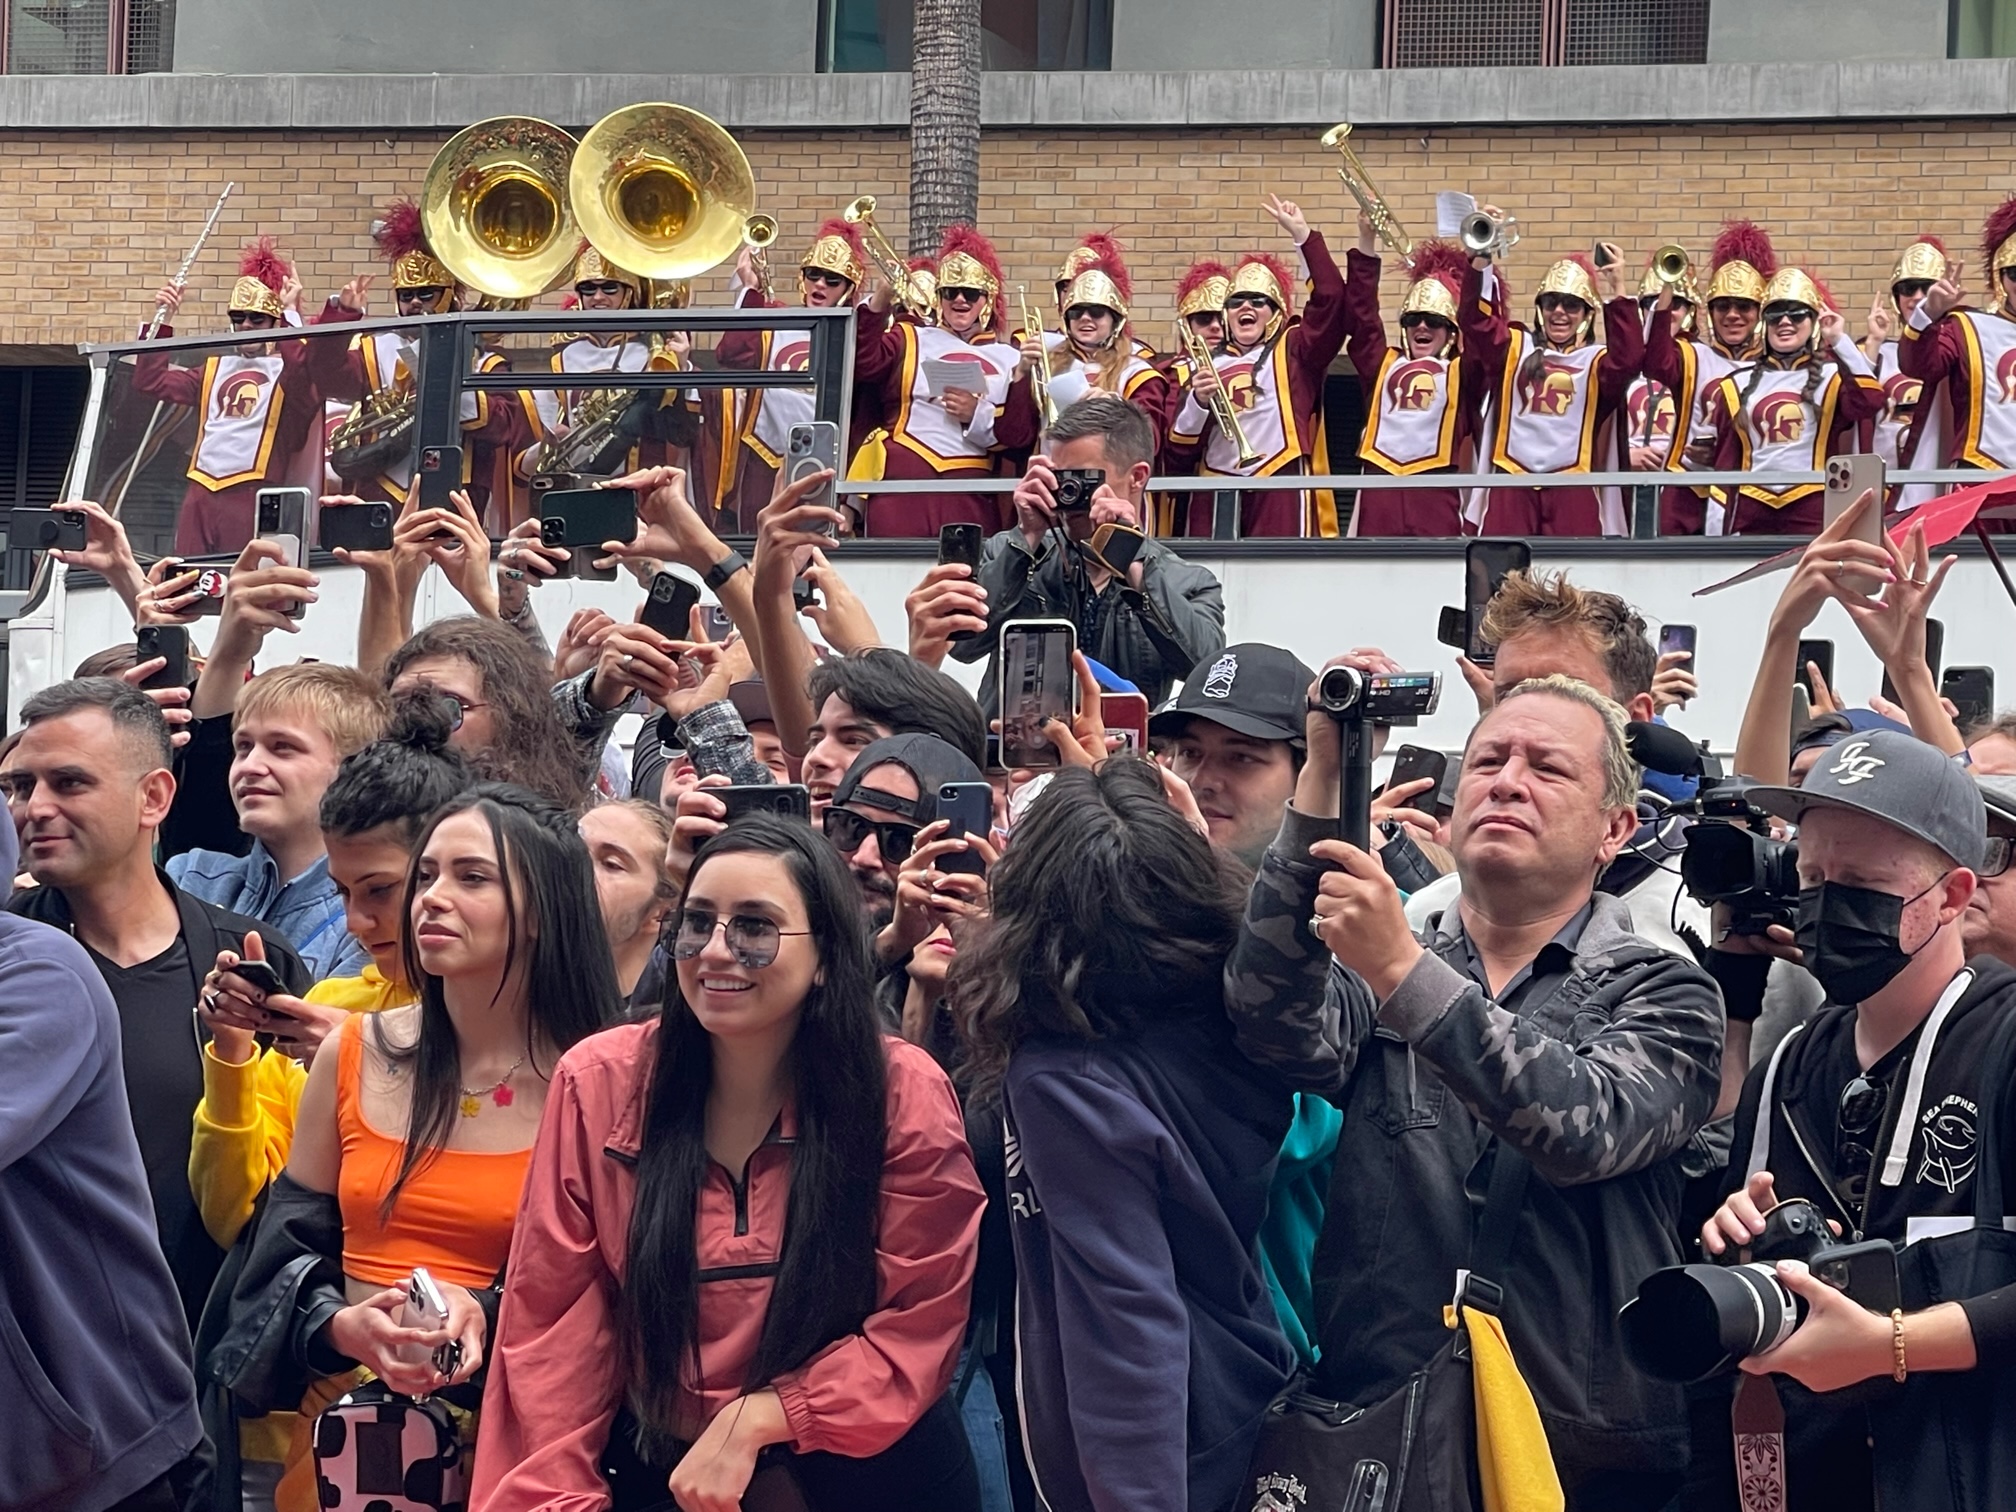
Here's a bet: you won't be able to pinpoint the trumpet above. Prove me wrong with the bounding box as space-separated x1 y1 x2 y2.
1017 286 1058 429
1319 123 1413 260
1178 321 1261 468
844 195 931 320
1651 244 1691 286
1460 209 1520 261
743 212 778 300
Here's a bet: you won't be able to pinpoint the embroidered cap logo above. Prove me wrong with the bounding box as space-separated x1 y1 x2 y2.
1203 652 1239 699
1829 739 1886 787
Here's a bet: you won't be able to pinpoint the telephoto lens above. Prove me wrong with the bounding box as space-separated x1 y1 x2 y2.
1617 1262 1805 1382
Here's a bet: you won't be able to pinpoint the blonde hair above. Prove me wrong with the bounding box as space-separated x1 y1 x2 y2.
234 662 390 758
1478 570 1657 704
1492 674 1640 810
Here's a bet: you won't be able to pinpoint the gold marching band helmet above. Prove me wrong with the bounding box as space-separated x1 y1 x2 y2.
1891 235 1950 292
1535 255 1600 342
228 237 290 319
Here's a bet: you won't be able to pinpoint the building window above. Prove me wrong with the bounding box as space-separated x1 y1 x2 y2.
1383 0 1706 67
3 0 173 74
820 0 1112 71
1952 0 2016 56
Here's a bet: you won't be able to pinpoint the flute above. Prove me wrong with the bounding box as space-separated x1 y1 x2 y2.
145 182 237 339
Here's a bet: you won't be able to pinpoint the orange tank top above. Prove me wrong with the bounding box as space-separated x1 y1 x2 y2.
334 1013 534 1289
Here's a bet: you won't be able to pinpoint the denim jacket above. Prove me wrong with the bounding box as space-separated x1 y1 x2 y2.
167 842 366 984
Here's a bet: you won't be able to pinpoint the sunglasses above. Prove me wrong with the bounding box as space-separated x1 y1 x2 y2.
398 287 447 305
803 269 852 288
1982 835 2014 879
228 313 275 330
1399 313 1452 330
1224 294 1274 312
822 806 918 863
1763 304 1814 325
1536 294 1587 314
939 287 985 304
669 908 810 970
575 280 629 298
1835 1068 1889 1212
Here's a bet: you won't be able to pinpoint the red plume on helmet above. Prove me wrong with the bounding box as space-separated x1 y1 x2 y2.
1408 240 1468 289
237 235 290 293
1563 252 1599 281
1177 258 1231 304
1811 275 1839 315
1915 233 1948 256
936 225 1004 288
1079 239 1132 304
1982 199 2016 268
906 254 936 275
372 197 429 263
812 217 867 258
1711 220 1778 278
1235 250 1297 306
1076 231 1126 271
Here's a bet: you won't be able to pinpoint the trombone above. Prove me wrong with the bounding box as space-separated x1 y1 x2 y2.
1017 285 1058 428
844 195 931 320
743 212 778 300
1177 321 1261 467
1460 208 1520 261
1320 123 1413 260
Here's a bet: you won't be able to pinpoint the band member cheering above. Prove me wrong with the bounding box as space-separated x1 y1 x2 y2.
1340 219 1476 536
1704 265 1884 534
1899 200 2016 494
1020 235 1170 431
712 218 870 528
1865 235 1950 475
853 226 1038 537
1165 195 1347 538
133 238 349 554
1464 243 1644 536
312 199 520 513
1050 233 1154 358
1625 258 1699 526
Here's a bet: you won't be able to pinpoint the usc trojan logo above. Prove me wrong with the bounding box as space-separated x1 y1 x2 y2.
1754 391 1807 444
935 349 1000 382
1996 347 2016 403
1628 382 1676 439
1883 370 1923 415
1385 359 1442 412
774 339 811 373
1221 361 1259 412
214 370 270 420
1516 359 1578 417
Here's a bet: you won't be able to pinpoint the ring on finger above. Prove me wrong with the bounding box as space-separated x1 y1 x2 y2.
1308 913 1326 938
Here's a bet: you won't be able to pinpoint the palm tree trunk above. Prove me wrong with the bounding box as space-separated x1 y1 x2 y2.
909 0 982 254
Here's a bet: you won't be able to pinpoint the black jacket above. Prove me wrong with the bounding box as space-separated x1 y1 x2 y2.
1225 807 1725 1486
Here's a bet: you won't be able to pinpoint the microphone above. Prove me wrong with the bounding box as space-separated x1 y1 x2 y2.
1626 720 1708 779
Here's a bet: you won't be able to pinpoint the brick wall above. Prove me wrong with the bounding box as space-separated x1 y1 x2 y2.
4 119 2012 349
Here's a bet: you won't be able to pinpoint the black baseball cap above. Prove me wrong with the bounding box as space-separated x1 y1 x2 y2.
1753 729 1987 871
1149 643 1316 745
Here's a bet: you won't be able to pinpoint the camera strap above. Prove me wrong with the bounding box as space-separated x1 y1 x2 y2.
1730 1372 1787 1512
1452 1143 1532 1320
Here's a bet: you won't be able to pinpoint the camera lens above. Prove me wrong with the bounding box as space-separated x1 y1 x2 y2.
1318 665 1364 714
1619 1263 1804 1382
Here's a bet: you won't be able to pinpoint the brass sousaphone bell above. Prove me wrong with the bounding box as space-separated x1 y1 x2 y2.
570 102 756 282
421 116 582 301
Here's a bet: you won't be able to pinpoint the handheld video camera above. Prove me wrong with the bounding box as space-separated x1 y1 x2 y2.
1318 667 1443 853
1626 721 1799 935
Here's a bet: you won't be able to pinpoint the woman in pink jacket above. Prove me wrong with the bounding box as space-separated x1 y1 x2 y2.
472 814 987 1512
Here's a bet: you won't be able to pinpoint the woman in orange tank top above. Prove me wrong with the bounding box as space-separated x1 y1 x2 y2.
272 785 619 1506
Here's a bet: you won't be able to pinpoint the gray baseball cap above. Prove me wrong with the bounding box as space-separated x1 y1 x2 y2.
1752 728 1987 871
1978 774 2016 832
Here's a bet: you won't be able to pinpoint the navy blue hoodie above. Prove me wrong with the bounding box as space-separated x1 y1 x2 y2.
0 814 203 1512
1005 1011 1295 1512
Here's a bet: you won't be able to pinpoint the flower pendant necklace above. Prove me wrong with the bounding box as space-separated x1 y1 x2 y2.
459 1055 526 1118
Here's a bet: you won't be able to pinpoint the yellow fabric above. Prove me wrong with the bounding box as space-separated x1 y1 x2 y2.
1444 1304 1564 1512
848 426 889 481
305 964 409 1015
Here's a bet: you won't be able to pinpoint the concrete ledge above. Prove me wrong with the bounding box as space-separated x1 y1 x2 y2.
2 61 2012 131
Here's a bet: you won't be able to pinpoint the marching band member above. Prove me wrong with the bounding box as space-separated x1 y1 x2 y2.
1339 217 1476 536
1864 235 1950 474
1704 265 1884 534
1154 259 1229 532
1050 233 1155 358
1165 196 1347 538
853 225 1037 536
1463 244 1644 536
1897 201 2016 496
713 218 870 527
310 201 520 513
134 238 350 554
1019 236 1170 433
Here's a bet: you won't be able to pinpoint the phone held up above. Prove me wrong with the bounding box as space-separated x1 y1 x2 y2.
639 571 702 640
134 625 191 691
255 488 312 619
999 619 1077 771
717 783 813 823
1822 453 1888 598
7 506 87 553
788 422 842 538
938 523 985 643
1437 539 1531 665
935 781 994 879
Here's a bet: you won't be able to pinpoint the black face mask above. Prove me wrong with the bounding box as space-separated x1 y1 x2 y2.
1794 876 1944 1005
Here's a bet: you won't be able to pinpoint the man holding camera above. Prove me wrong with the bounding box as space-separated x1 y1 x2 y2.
949 396 1224 707
1228 671 1724 1509
1697 729 2016 1510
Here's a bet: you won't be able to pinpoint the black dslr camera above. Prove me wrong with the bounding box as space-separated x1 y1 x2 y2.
1051 467 1105 513
1619 1198 1900 1383
1626 721 1800 934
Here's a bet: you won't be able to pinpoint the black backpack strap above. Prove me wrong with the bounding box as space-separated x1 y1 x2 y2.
1457 1144 1532 1317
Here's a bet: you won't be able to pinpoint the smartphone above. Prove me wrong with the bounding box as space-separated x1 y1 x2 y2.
1796 638 1835 701
1823 454 1888 597
999 619 1076 771
1089 522 1145 576
317 499 395 553
792 576 821 614
1943 666 1996 732
255 487 311 619
538 486 638 549
7 506 86 552
1099 690 1150 754
639 570 701 639
938 522 984 570
1810 1238 1903 1316
134 625 190 690
700 603 735 642
936 780 994 879
1881 617 1943 705
787 421 841 538
1658 623 1697 663
1381 744 1448 802
228 958 289 997
417 443 463 511
717 783 811 823
1464 539 1531 664
398 1267 453 1371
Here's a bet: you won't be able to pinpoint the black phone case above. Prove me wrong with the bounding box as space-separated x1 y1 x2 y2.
718 784 811 823
318 502 395 553
8 508 87 552
937 523 984 569
135 627 190 690
639 573 700 638
539 488 637 548
936 782 993 877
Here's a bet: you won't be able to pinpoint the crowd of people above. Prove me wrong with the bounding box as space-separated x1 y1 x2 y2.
111 182 2016 548
10 383 2016 1512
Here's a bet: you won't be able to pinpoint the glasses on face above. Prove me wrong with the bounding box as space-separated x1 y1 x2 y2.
1763 304 1814 326
1224 294 1273 313
803 269 851 289
398 287 447 306
939 287 984 305
228 314 273 331
1835 1069 1890 1211
822 807 918 863
1982 835 2014 879
576 280 628 298
1536 295 1586 315
1399 313 1450 332
426 690 489 732
669 908 811 969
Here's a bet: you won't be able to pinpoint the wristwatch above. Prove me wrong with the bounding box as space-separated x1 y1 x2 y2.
704 550 748 591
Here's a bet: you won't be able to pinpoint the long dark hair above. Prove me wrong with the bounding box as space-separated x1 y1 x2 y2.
621 815 888 1445
951 757 1249 1105
377 782 620 1214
